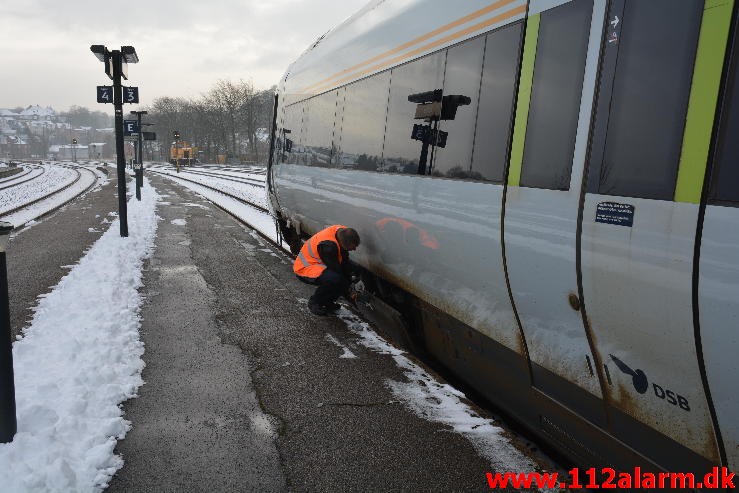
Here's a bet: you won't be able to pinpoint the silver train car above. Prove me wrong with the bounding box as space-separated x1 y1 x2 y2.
267 0 739 477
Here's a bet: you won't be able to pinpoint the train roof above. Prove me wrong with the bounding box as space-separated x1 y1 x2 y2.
281 0 527 105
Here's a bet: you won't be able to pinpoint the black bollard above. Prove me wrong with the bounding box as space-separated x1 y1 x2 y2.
0 221 17 443
135 164 142 201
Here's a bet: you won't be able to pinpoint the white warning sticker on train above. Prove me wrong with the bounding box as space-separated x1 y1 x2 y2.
595 202 635 227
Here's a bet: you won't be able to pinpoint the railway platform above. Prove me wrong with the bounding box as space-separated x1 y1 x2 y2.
4 167 548 491
103 174 539 491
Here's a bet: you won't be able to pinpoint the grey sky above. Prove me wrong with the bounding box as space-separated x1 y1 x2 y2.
0 0 368 112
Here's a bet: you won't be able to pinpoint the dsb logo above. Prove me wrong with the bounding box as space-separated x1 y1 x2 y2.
610 354 691 412
653 383 690 412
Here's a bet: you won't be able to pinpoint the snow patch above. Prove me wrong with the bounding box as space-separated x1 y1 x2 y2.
337 309 537 473
0 179 160 492
325 333 357 359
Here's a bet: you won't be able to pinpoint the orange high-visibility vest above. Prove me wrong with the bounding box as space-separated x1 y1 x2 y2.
293 224 347 278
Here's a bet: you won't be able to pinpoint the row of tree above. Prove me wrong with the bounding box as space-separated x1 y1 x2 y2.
141 80 275 164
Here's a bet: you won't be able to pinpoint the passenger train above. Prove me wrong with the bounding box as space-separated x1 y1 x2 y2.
267 0 739 478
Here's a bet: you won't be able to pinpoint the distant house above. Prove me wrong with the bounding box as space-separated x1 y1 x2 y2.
19 105 57 121
56 144 89 160
87 142 106 160
0 109 20 119
0 135 29 159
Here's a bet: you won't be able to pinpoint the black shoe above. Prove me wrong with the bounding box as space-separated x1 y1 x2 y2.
308 302 328 316
324 302 341 312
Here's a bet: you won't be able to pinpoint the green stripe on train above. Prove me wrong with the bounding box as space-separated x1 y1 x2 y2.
675 0 734 203
508 13 540 187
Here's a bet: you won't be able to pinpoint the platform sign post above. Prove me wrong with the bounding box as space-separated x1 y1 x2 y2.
90 44 139 238
130 110 148 195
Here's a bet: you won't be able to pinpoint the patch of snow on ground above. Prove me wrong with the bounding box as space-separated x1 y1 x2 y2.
336 308 538 473
325 334 357 359
171 218 186 226
0 178 160 492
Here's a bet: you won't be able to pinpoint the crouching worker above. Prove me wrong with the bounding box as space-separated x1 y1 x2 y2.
293 224 360 316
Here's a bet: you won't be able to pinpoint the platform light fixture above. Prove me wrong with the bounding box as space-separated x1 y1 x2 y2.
121 46 139 64
90 44 108 62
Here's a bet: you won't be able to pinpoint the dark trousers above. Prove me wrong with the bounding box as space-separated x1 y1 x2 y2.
297 269 349 306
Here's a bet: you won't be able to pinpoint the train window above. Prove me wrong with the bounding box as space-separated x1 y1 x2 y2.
303 91 337 167
519 0 592 190
383 52 445 174
339 73 390 171
471 22 524 183
593 0 702 200
281 103 303 164
709 14 739 205
432 37 484 179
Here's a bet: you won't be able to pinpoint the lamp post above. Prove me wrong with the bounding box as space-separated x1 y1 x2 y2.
90 44 139 237
0 221 16 443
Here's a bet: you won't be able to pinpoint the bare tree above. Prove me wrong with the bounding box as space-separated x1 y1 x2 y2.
144 79 276 164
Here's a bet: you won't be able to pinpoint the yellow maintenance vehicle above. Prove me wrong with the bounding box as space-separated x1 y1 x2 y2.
170 140 197 167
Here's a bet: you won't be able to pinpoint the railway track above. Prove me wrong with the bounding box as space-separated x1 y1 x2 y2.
0 166 33 184
177 169 265 188
0 165 46 191
152 166 266 188
0 166 100 226
192 164 267 175
149 168 286 253
148 168 269 214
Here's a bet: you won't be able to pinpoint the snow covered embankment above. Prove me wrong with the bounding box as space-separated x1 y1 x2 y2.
0 179 160 492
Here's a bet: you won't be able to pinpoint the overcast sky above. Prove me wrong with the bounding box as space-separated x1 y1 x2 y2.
0 0 369 112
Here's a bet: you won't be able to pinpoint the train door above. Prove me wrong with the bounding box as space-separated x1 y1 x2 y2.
698 2 739 472
580 0 732 470
503 0 607 425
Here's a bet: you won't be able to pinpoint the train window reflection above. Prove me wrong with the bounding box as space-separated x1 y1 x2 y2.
384 52 445 174
303 91 338 167
471 23 523 183
281 103 303 164
520 0 592 190
432 37 484 179
339 73 390 171
710 12 739 205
